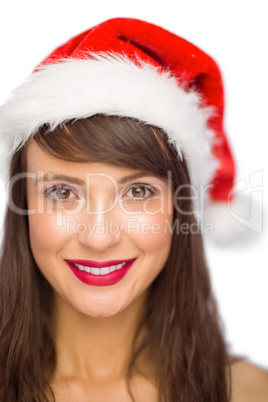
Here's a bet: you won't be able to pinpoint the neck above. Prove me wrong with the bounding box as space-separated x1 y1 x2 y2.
52 289 152 384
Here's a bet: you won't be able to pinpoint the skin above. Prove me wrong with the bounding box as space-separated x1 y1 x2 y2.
26 141 268 401
229 361 268 402
26 140 173 400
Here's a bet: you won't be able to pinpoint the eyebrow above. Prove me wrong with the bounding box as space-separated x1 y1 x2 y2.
35 174 86 186
34 172 159 186
118 172 158 185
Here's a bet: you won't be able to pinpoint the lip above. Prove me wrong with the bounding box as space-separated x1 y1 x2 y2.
65 258 136 287
65 259 131 269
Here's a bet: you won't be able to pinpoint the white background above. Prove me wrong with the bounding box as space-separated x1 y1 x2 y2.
0 1 267 369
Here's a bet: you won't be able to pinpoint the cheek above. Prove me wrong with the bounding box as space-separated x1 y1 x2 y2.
124 211 173 295
120 190 173 253
28 213 67 259
125 210 173 253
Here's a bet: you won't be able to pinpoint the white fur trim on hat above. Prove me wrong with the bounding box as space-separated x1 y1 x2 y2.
0 53 219 187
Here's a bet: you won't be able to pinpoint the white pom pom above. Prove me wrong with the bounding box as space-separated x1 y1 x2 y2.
203 193 264 247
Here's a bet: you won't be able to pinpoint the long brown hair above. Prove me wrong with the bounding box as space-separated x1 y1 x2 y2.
0 115 235 401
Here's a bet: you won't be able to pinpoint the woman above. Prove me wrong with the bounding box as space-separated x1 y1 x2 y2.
0 17 267 402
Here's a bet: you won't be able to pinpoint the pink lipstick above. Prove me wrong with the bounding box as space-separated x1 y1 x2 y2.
65 258 136 286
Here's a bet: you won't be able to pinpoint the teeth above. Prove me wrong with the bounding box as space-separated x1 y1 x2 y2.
100 267 110 275
91 267 100 275
74 262 127 276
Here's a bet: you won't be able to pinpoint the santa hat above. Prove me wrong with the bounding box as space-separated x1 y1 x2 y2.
0 17 243 244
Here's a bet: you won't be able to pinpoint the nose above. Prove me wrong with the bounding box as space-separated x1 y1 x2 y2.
76 208 122 252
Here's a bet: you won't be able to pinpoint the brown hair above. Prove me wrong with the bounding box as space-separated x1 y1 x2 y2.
0 115 235 401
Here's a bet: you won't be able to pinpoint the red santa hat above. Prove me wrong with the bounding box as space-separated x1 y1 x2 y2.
0 17 240 242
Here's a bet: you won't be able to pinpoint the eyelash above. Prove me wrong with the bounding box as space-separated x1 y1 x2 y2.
121 184 155 201
44 185 79 204
44 184 155 203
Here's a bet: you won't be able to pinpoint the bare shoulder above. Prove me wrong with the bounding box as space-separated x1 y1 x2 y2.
230 358 268 402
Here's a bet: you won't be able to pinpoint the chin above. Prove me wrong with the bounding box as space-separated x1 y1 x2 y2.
74 296 128 318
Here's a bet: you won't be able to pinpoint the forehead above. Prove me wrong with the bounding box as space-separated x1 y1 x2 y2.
26 140 78 172
25 140 163 183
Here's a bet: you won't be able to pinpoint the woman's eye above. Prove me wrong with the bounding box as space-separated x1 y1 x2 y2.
123 185 154 200
45 185 77 202
55 187 74 200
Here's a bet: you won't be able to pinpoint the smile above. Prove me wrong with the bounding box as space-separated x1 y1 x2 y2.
65 258 136 286
74 262 126 275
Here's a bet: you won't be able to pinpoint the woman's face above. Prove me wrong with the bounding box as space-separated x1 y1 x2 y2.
26 141 174 317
